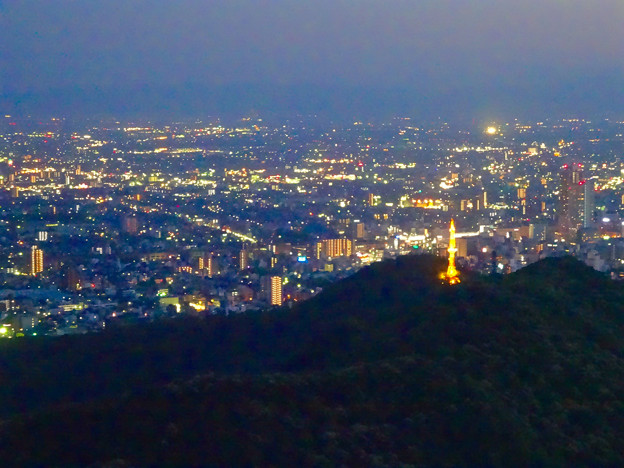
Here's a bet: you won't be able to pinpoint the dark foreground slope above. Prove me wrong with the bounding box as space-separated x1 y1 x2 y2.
1 255 624 466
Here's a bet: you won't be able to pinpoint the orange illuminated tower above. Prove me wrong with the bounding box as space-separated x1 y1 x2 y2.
31 246 44 276
269 276 282 306
443 219 460 284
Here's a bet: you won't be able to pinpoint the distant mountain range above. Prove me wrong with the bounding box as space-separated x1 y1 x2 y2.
0 254 623 466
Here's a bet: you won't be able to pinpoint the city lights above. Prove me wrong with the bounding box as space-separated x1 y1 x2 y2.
0 115 620 336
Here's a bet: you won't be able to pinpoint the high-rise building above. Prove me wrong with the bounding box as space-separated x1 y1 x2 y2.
315 239 352 259
473 191 487 210
208 255 217 278
271 243 292 255
121 215 139 234
517 188 527 215
559 164 586 241
456 237 468 258
61 266 81 292
199 253 216 277
269 276 282 306
584 178 595 228
354 222 365 239
239 247 248 271
30 246 44 276
37 231 48 242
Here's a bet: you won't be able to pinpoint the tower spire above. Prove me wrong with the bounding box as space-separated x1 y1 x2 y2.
443 219 460 284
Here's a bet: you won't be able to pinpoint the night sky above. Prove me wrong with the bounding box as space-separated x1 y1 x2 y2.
1 0 623 119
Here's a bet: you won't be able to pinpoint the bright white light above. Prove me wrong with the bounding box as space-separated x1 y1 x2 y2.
603 217 611 223
486 126 497 135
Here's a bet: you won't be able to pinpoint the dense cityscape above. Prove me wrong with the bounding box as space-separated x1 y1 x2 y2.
1 114 623 337
3 1 624 464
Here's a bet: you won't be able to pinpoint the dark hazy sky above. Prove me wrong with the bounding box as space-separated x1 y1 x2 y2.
1 0 623 119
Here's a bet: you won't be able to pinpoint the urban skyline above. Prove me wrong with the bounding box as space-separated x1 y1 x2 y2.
2 2 624 464
1 113 623 336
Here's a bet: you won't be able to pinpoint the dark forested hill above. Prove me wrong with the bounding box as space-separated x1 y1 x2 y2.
1 255 624 466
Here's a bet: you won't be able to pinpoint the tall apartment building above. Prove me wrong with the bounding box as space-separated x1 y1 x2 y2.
315 238 352 259
31 246 44 276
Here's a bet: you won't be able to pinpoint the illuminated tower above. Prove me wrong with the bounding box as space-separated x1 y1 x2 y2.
239 247 248 271
269 276 282 306
442 219 460 284
205 254 215 278
30 246 44 276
